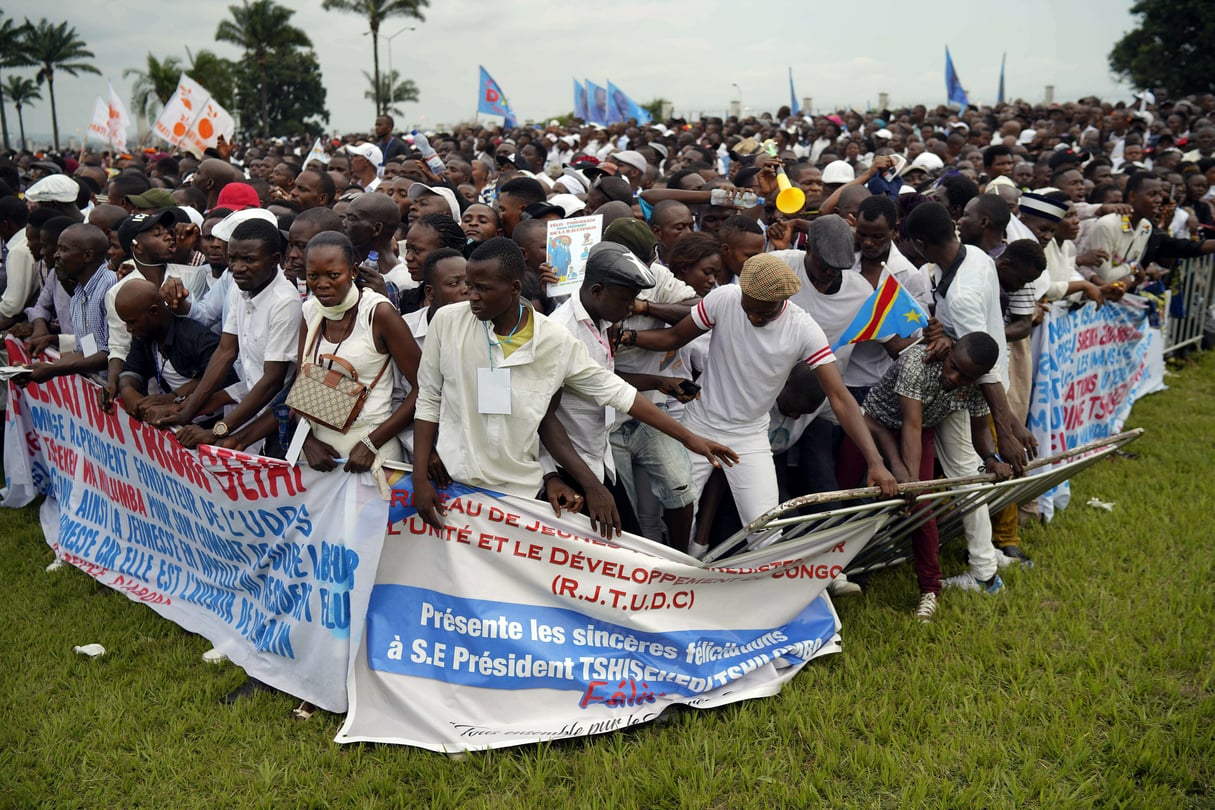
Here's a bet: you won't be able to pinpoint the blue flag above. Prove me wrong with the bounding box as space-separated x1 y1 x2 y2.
606 81 653 125
997 53 1006 105
945 47 969 109
477 66 516 128
831 275 929 352
585 79 608 125
573 79 589 121
788 67 800 116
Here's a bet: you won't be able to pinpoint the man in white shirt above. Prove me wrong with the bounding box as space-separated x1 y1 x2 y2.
905 201 1037 591
847 195 933 392
546 243 655 484
102 211 211 407
0 198 39 333
770 215 892 498
343 142 384 193
623 252 897 549
547 242 700 551
156 219 300 450
611 241 701 546
411 238 736 537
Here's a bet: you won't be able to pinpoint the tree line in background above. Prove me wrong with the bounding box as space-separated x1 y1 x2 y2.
1 0 1210 151
0 0 431 150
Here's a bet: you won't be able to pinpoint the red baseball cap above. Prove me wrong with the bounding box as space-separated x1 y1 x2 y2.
216 182 260 211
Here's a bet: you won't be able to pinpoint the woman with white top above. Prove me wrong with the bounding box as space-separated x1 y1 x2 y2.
298 231 421 471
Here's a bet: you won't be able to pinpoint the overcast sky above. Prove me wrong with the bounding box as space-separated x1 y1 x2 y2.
5 0 1142 145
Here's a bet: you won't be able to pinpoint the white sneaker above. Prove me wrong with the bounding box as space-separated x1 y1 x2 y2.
45 557 66 572
202 647 229 664
828 574 862 596
915 592 938 622
995 551 1015 568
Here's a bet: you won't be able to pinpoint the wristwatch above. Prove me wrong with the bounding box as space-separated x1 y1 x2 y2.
212 421 229 437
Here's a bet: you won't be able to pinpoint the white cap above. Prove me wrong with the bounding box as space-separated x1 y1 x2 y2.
407 183 462 222
821 160 855 184
212 208 276 242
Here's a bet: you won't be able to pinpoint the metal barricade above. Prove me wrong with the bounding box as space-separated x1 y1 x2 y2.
701 430 1144 570
1165 254 1215 356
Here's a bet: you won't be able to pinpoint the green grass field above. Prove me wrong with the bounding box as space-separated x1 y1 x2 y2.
2 357 1212 809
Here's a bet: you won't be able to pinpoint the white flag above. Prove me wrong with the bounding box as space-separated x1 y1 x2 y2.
304 137 329 168
152 74 235 157
86 97 109 144
106 84 132 150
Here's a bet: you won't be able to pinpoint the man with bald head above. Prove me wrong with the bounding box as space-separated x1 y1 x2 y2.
193 158 234 210
648 200 694 264
115 278 237 421
14 224 115 385
344 191 408 286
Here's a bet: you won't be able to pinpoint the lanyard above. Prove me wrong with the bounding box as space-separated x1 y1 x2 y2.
581 318 614 368
483 303 524 370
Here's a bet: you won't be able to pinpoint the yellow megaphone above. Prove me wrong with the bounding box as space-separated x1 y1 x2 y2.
763 138 806 215
775 170 806 215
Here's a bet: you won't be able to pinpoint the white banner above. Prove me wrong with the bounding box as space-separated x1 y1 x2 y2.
2 340 385 712
152 74 234 157
336 477 883 751
1028 300 1164 518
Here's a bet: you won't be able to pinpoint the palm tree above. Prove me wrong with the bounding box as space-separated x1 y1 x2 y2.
215 0 312 137
0 17 34 151
124 53 182 123
24 18 100 150
3 75 40 150
363 69 418 117
321 0 427 119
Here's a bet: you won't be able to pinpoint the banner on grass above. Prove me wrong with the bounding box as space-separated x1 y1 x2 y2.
1 340 386 712
1027 300 1164 518
336 476 884 752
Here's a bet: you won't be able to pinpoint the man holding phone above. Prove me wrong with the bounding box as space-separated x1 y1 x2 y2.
546 242 701 550
621 253 898 552
607 233 704 549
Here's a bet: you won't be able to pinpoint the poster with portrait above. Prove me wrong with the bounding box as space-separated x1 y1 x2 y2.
546 215 602 298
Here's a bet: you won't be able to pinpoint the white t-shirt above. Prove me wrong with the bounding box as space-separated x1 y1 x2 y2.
771 247 877 399
928 245 1008 389
222 272 301 393
682 284 834 439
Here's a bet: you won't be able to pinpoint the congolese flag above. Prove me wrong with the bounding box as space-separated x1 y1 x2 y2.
831 275 928 351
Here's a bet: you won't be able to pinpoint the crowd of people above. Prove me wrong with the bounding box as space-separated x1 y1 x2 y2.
4 93 1215 640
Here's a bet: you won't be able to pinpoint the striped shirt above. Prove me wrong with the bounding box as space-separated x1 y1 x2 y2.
70 267 118 354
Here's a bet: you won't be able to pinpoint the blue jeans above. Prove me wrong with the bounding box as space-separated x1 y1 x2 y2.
610 415 696 512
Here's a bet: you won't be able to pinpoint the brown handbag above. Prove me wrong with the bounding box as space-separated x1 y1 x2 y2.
286 323 391 433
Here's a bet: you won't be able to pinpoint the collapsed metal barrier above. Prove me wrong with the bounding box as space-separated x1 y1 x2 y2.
702 429 1144 568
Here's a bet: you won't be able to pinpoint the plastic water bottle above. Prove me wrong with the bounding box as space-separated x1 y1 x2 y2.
709 188 760 209
411 130 447 176
362 250 379 273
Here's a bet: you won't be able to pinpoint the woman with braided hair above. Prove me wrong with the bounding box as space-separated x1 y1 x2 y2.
399 213 468 313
